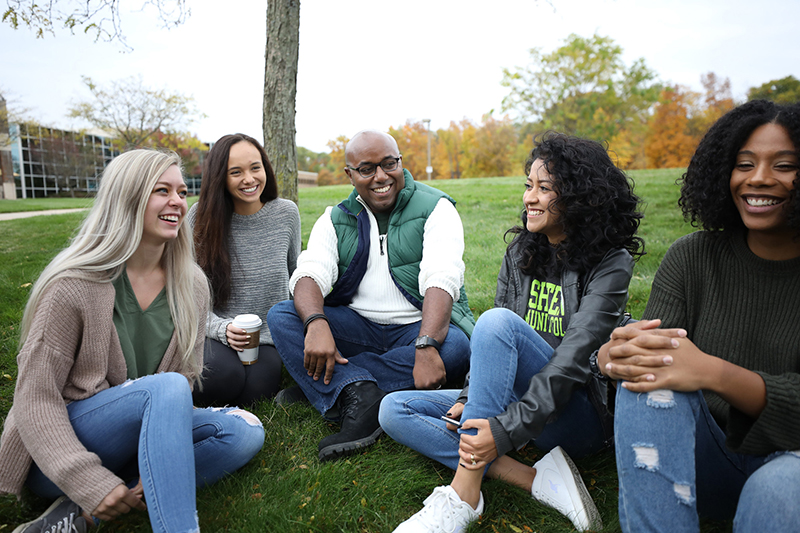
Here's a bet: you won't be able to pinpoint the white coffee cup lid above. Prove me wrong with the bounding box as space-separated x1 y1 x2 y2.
232 314 262 329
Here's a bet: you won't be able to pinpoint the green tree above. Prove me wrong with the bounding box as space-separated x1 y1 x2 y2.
747 76 800 104
2 0 188 48
69 75 202 148
501 33 661 142
297 146 331 173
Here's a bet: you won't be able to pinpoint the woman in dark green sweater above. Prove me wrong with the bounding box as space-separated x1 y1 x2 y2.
600 100 800 532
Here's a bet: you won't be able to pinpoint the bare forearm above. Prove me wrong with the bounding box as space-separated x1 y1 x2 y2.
419 287 453 342
706 357 767 419
293 277 325 322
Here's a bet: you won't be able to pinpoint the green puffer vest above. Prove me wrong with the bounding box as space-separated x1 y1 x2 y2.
327 170 475 337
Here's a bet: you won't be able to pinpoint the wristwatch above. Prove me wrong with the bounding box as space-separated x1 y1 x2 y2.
588 349 608 381
415 335 442 351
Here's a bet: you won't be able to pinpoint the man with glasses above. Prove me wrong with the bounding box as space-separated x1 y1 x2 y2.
268 130 474 461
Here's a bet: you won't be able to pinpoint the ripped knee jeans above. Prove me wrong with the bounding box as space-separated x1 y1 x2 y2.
614 387 800 533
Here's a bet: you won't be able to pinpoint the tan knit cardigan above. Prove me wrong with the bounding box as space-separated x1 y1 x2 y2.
0 266 208 514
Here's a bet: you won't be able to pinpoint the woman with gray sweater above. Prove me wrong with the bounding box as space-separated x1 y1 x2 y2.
191 133 301 406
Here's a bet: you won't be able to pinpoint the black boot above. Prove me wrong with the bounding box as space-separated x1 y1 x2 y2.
318 381 385 462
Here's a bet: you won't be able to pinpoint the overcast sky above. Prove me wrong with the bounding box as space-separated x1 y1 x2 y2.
1 0 798 153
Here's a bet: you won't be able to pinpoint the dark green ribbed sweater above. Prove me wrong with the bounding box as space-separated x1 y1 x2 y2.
642 230 800 455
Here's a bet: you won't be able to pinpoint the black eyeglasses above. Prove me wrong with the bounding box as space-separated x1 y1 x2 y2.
346 156 402 178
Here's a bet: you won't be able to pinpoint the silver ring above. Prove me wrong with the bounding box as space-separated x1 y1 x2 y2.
436 384 442 390
470 453 476 466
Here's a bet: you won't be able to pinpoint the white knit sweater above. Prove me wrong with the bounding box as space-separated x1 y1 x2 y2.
290 196 465 324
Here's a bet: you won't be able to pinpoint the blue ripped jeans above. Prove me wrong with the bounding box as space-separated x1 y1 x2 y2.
379 308 606 471
615 386 800 533
26 373 265 533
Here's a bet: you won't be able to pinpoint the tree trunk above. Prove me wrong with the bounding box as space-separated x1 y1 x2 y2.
263 0 300 204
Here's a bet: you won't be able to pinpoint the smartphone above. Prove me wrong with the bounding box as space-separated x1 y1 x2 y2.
441 415 462 428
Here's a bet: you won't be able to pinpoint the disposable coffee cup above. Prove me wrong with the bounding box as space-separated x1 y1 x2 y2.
232 314 262 365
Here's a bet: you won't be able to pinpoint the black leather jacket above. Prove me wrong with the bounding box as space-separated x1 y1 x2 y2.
457 245 634 457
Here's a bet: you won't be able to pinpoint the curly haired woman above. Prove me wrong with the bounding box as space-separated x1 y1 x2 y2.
601 100 800 532
382 133 645 532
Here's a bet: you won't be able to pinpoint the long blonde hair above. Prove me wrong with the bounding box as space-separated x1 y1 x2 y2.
20 149 204 383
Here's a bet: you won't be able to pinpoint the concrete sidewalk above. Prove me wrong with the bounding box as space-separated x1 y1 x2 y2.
0 208 88 222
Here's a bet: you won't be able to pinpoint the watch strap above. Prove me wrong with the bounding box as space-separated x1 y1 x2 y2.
415 335 442 351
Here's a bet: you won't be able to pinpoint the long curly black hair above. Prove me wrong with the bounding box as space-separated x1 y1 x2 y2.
679 100 800 232
507 132 645 278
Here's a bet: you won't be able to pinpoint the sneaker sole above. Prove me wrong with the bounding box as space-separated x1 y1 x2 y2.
13 496 71 533
318 426 384 462
553 447 603 531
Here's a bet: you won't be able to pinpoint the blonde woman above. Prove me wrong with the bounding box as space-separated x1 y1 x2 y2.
0 150 265 533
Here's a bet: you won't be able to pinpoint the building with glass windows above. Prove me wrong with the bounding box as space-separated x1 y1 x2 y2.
5 122 118 199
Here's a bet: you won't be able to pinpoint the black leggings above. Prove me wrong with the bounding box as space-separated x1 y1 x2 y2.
192 338 282 407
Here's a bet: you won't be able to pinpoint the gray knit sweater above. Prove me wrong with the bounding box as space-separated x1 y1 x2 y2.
642 230 800 455
188 198 300 346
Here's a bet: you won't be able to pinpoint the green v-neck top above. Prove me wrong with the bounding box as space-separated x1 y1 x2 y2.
112 269 174 379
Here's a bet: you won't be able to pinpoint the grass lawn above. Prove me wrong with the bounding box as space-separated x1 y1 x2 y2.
1 170 729 532
0 198 94 213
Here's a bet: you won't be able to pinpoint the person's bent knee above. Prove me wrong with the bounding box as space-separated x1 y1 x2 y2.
128 372 191 397
226 408 266 454
378 393 405 437
266 300 299 330
472 307 519 341
735 453 800 531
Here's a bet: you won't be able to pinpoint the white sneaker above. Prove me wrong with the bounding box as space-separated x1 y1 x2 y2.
531 446 602 531
393 485 484 533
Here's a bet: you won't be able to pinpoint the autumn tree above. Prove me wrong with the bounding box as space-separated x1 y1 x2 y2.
691 72 735 136
317 135 348 186
644 86 699 169
263 0 300 203
2 0 188 49
461 114 519 178
145 130 207 178
389 120 432 179
501 33 660 142
434 121 467 180
69 75 202 148
747 76 800 104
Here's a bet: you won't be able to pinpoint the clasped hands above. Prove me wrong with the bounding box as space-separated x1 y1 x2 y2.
599 318 711 392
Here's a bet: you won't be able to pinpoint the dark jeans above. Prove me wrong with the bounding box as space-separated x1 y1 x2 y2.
267 300 471 417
